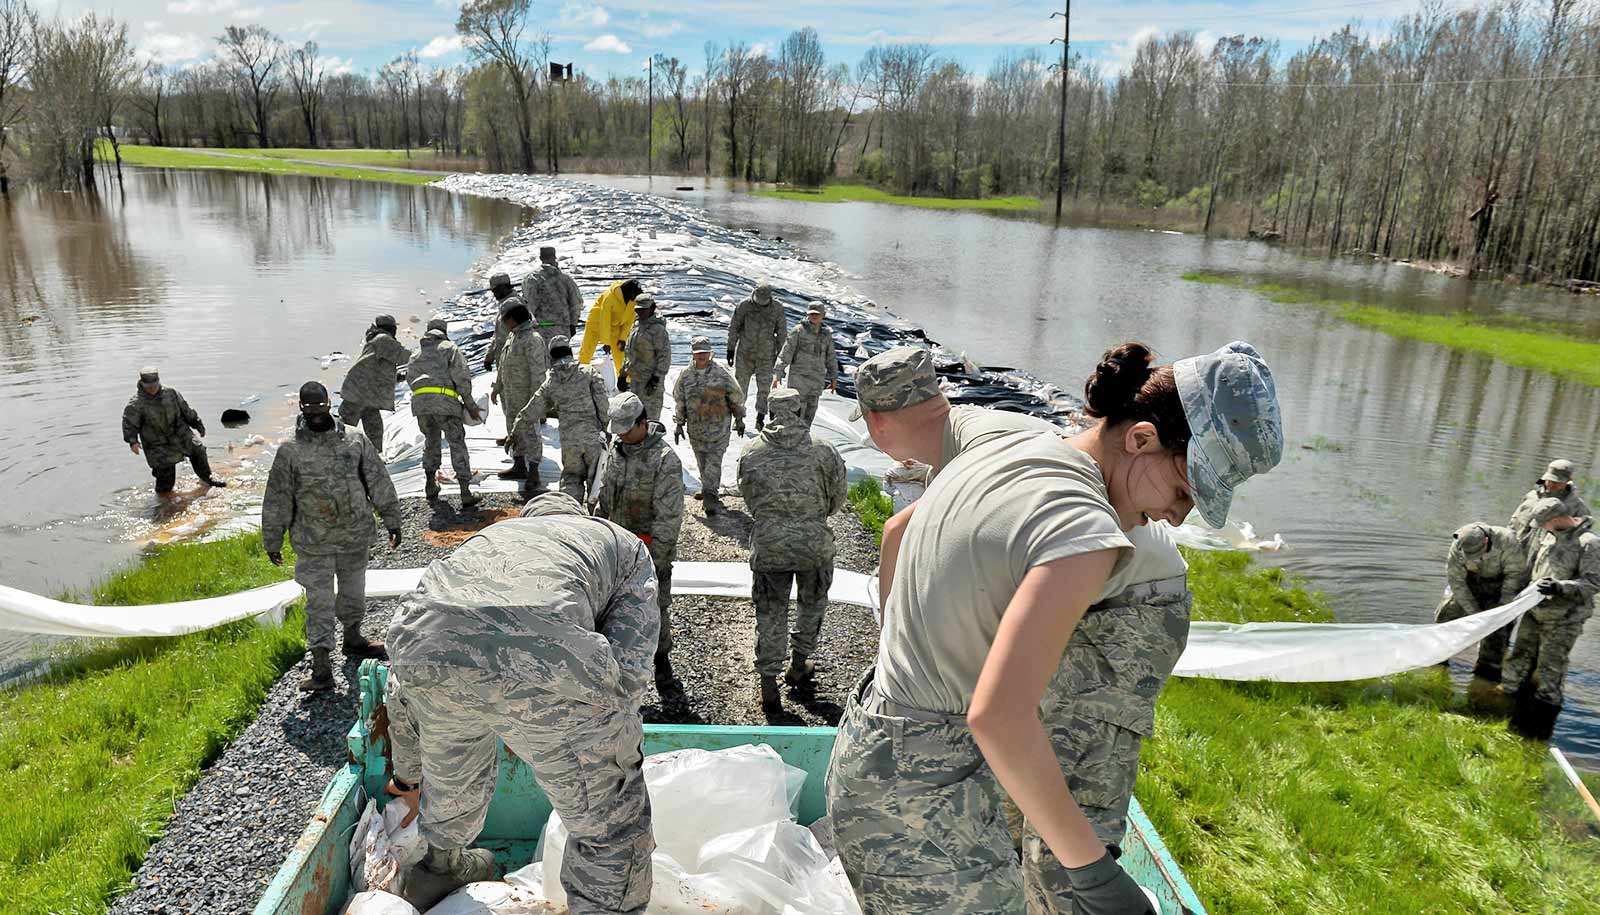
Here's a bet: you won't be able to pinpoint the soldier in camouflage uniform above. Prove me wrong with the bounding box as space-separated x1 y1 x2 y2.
523 246 584 339
1510 459 1591 542
726 281 787 430
513 335 610 503
775 302 839 428
737 388 847 713
337 315 412 450
384 493 658 912
481 273 526 373
407 317 482 507
490 302 547 491
1433 522 1528 681
262 382 401 693
622 295 672 422
673 335 746 512
1502 498 1600 738
121 366 226 495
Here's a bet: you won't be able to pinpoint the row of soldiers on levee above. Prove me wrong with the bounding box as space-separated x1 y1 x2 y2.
1436 458 1597 739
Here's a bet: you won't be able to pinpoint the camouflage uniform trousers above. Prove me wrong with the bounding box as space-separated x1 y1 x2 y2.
654 557 674 659
295 550 369 652
338 401 385 451
386 666 654 915
637 382 665 424
1503 606 1591 704
797 391 823 429
504 392 544 467
152 440 215 494
1013 579 1191 914
825 670 1024 915
752 567 832 677
418 414 472 484
693 443 728 501
1433 576 1514 680
734 353 778 416
559 438 605 504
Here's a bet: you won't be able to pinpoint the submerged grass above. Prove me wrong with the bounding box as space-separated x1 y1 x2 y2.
99 143 439 187
1183 270 1600 388
755 182 1040 212
0 533 304 914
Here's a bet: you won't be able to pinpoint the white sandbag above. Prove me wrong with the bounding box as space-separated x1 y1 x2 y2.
343 891 420 915
426 881 563 915
349 797 425 896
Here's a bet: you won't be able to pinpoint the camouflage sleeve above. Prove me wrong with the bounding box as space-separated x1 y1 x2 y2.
379 335 411 367
177 391 205 435
735 443 754 501
769 307 785 351
1445 545 1479 615
261 447 295 551
724 366 746 416
1562 538 1600 606
485 320 506 370
652 326 671 386
652 451 685 552
449 345 474 402
597 536 662 702
596 447 619 520
383 671 423 784
726 302 744 361
529 334 549 385
776 328 797 377
590 371 610 429
824 443 848 515
121 398 141 444
672 373 688 426
359 434 402 532
824 336 839 385
565 276 582 328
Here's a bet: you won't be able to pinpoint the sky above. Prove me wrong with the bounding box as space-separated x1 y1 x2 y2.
44 0 1434 79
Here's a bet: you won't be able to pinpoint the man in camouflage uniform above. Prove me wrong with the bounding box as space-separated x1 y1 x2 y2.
121 366 226 495
407 316 482 507
597 392 684 688
1510 459 1591 542
622 294 672 422
522 245 583 339
775 302 839 429
673 335 746 513
490 302 547 491
1433 522 1528 681
337 314 412 450
727 281 787 430
1502 498 1600 739
737 388 846 713
514 335 610 503
384 493 658 912
481 273 525 373
262 382 401 693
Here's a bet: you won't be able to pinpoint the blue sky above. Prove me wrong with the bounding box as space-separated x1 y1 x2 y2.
48 0 1428 78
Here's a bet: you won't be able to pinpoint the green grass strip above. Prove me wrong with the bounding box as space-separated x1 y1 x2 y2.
847 478 894 545
755 183 1040 212
0 532 305 914
98 143 440 187
202 147 449 170
1183 270 1600 388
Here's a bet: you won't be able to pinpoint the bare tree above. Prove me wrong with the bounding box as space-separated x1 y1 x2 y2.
287 41 326 147
129 62 169 147
0 0 36 192
216 25 282 148
457 0 535 173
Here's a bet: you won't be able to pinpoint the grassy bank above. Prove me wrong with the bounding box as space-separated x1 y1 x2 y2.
847 479 1600 913
1184 270 1600 388
756 182 1040 212
0 533 303 913
98 144 440 187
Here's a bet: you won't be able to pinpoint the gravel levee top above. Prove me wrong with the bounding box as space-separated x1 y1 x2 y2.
109 491 880 915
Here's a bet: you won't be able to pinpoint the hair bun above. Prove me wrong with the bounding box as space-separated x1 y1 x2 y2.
1083 342 1156 420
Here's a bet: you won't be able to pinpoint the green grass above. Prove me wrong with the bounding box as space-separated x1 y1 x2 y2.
1300 435 1347 453
0 533 306 914
847 478 895 545
204 147 448 169
1183 270 1600 389
755 182 1041 212
99 143 441 187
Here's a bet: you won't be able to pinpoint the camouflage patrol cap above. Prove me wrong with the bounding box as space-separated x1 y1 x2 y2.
849 346 941 421
548 334 571 353
807 302 826 316
426 315 450 334
489 272 512 289
539 246 557 261
1453 524 1492 554
753 282 773 304
138 366 160 382
609 392 645 433
769 387 804 419
1532 497 1569 525
520 491 585 518
374 314 398 333
1174 341 1284 528
633 294 656 311
690 335 714 354
1540 460 1576 485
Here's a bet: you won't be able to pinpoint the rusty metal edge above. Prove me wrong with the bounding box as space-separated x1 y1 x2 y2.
252 766 363 915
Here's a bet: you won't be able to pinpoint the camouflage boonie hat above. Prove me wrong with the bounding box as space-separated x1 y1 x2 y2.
1174 341 1283 528
753 282 773 304
1532 497 1569 525
690 335 714 354
609 392 645 433
1540 460 1576 485
138 366 160 382
1453 524 1492 555
769 387 804 419
520 491 585 518
850 346 942 421
489 272 512 288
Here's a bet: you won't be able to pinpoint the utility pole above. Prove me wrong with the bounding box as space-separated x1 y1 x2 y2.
1052 1 1071 224
646 54 654 178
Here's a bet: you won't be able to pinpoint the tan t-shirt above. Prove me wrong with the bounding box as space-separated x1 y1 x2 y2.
934 406 1060 480
877 436 1133 714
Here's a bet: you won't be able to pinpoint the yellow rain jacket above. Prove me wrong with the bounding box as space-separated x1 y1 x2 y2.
579 281 637 375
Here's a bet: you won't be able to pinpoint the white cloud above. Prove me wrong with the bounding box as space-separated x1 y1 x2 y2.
297 19 333 39
748 41 771 58
584 34 632 54
1104 25 1159 76
166 0 239 14
138 25 207 63
235 6 263 20
562 3 610 28
641 20 683 40
323 55 357 76
419 34 465 58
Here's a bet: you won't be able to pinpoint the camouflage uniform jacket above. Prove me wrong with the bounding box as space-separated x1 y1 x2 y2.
492 323 548 411
339 330 411 412
726 296 786 364
736 418 847 571
776 323 839 394
1527 517 1600 624
484 293 527 371
597 423 684 565
623 315 672 393
386 517 660 707
406 330 474 417
523 264 583 332
121 385 204 469
1446 523 1527 614
673 361 745 448
1511 485 1591 541
262 416 401 556
519 360 609 448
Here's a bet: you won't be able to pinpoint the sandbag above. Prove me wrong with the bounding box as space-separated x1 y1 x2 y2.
425 882 562 915
343 891 420 915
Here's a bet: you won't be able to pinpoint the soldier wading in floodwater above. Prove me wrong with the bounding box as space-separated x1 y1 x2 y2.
121 366 226 496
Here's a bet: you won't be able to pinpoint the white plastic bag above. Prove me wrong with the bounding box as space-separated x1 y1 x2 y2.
349 798 426 896
343 890 420 915
426 881 565 915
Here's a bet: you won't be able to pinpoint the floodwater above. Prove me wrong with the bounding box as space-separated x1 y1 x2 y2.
0 169 527 678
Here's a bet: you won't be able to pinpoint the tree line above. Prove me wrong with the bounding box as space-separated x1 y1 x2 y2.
2 0 1598 282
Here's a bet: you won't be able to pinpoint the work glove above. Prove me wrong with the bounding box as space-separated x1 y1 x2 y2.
388 529 402 549
193 422 206 437
734 415 746 437
266 550 283 567
674 425 685 445
1536 577 1560 596
645 378 659 394
1065 850 1154 915
617 375 630 392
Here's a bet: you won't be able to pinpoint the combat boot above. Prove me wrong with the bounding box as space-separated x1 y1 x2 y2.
460 485 482 509
342 623 387 661
519 467 544 500
298 648 334 692
784 651 816 685
424 473 441 501
756 412 766 431
1509 689 1561 741
402 846 499 911
760 674 782 713
497 456 528 480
